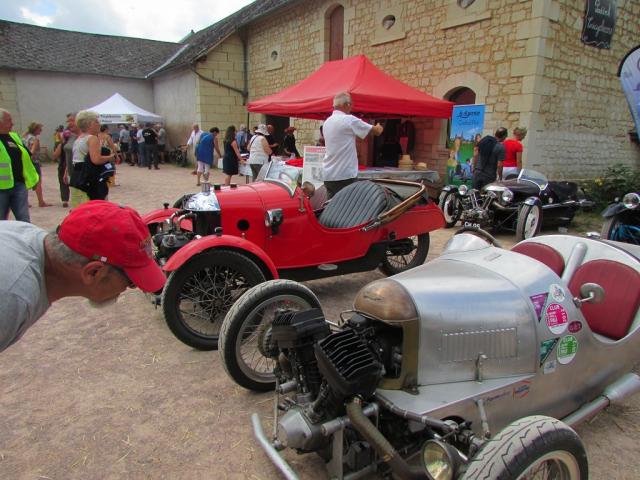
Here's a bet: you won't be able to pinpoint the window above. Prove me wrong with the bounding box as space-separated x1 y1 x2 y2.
329 5 344 61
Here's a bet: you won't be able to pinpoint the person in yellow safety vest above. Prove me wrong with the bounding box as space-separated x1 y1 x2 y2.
0 109 40 222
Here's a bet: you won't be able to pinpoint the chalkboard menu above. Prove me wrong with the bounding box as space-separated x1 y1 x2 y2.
581 0 616 49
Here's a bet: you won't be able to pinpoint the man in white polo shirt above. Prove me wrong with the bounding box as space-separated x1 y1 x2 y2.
322 92 383 198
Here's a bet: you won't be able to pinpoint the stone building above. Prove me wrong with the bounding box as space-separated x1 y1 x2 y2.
1 0 638 178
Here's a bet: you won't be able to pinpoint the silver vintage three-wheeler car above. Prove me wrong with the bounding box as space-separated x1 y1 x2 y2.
220 229 640 479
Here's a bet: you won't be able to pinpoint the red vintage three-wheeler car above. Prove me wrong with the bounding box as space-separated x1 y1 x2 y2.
142 161 444 350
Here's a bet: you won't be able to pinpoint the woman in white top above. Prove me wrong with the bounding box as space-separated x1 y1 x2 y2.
69 110 117 207
247 124 272 181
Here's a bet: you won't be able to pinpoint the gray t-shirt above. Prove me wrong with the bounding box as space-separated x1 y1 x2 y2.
0 222 50 352
157 128 166 145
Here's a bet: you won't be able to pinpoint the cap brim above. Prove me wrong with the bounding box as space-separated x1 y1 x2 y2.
125 260 167 293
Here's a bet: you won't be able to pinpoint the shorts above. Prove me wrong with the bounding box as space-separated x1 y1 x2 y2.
196 161 211 175
33 162 42 176
158 144 165 152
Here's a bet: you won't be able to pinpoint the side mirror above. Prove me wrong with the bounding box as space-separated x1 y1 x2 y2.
574 283 605 307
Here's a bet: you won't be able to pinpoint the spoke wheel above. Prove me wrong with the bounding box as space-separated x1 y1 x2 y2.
379 233 430 276
462 416 588 480
220 280 322 391
162 250 265 350
516 203 542 241
439 191 462 228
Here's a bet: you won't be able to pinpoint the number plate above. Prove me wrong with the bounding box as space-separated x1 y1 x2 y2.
464 222 481 228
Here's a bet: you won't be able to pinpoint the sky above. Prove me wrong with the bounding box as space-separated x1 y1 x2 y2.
0 0 256 42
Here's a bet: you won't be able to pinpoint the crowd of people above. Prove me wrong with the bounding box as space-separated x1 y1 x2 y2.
186 122 301 186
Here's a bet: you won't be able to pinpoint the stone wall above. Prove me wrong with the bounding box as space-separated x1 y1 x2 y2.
243 0 639 180
532 0 640 178
0 69 22 134
194 33 248 134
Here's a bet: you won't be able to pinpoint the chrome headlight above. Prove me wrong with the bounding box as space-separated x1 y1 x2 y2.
458 184 468 196
501 189 514 204
623 192 640 210
264 208 283 227
421 440 460 480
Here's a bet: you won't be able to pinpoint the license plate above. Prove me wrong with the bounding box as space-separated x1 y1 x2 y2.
464 221 481 228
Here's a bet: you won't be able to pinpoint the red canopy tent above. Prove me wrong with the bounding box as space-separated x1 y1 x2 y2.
248 55 453 120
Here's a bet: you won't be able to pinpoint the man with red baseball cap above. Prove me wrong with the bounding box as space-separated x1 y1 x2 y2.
0 200 166 352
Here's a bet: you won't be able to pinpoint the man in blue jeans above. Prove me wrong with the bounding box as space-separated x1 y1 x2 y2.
0 108 39 222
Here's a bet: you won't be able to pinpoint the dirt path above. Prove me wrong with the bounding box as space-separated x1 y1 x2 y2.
1 162 638 479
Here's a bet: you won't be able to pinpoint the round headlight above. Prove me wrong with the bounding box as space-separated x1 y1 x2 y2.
623 192 640 210
501 189 514 204
458 184 468 196
422 440 454 480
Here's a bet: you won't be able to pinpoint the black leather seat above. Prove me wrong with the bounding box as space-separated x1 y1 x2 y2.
319 181 388 229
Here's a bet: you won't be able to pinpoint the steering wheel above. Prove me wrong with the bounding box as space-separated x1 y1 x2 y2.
454 226 503 248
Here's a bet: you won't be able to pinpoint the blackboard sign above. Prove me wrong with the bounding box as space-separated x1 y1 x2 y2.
581 0 616 49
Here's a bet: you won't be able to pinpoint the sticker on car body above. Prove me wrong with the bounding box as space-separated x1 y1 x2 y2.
543 359 557 374
530 293 549 321
550 284 565 302
512 381 531 399
568 321 583 333
557 335 578 364
545 303 569 335
539 338 559 366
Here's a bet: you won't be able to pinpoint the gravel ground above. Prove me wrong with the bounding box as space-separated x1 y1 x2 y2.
0 162 638 479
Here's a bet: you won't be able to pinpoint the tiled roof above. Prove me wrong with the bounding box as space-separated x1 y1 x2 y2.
0 20 182 79
148 0 297 77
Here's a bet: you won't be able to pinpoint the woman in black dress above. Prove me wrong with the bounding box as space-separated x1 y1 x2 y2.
222 125 244 186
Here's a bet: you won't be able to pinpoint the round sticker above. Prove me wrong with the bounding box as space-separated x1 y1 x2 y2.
545 303 568 335
568 321 583 333
550 284 565 302
557 335 578 364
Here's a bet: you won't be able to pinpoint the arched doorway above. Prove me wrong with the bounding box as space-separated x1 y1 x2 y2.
446 87 476 105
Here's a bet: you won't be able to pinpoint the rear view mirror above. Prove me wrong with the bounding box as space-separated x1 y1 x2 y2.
574 283 605 307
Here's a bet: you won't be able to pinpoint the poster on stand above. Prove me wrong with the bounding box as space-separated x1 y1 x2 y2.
448 104 485 186
302 146 326 187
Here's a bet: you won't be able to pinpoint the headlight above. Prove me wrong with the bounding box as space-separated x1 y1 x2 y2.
264 208 283 227
623 192 640 210
501 189 514 204
458 184 468 196
422 440 456 480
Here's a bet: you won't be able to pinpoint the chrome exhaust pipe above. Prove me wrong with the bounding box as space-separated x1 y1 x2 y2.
251 413 299 480
563 373 640 427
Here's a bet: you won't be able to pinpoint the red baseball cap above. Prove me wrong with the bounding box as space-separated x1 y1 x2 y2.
58 201 166 292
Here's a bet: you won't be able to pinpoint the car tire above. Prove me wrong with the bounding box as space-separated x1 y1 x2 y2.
461 415 588 480
439 191 462 228
162 250 266 351
516 203 542 241
219 280 322 391
379 233 430 276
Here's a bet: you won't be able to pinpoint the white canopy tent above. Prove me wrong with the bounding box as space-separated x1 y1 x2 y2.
84 93 162 125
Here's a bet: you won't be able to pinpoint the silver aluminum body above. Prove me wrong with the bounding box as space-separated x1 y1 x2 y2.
377 234 640 436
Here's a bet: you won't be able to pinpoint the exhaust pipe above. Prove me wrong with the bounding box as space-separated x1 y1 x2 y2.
346 397 427 480
563 373 640 427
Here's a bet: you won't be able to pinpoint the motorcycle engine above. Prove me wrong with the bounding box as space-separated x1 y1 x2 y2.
152 190 222 261
461 207 493 229
271 309 387 453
